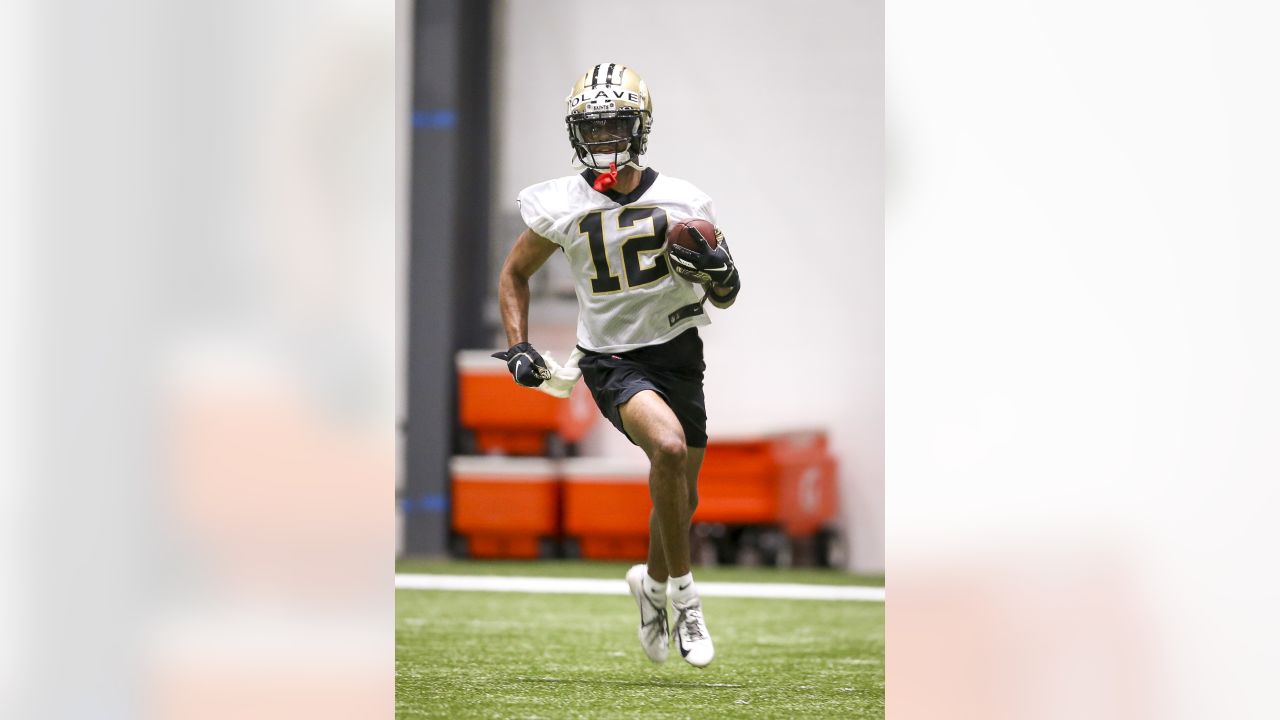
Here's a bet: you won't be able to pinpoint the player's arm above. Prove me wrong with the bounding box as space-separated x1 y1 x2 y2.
492 228 560 387
668 223 741 310
497 227 559 345
705 281 738 309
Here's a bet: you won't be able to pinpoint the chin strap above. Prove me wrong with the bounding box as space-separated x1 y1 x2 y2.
592 162 619 192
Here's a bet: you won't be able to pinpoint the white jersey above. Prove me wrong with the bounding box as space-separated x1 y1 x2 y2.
518 168 717 353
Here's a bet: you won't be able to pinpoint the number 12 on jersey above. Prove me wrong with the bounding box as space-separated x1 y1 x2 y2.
579 207 671 295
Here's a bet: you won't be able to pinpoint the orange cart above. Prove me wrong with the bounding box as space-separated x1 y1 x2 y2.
697 429 841 566
455 350 597 456
449 456 560 559
560 458 652 560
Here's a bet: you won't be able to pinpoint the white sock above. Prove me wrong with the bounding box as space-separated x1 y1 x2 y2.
669 572 697 604
642 570 667 600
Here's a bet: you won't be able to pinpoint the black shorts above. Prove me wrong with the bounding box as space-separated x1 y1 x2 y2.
577 328 708 448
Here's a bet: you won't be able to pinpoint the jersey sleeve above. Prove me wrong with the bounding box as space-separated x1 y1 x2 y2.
692 193 718 226
516 183 565 246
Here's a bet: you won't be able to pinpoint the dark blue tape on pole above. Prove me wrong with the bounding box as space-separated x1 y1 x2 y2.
397 494 449 514
412 110 457 129
420 494 448 512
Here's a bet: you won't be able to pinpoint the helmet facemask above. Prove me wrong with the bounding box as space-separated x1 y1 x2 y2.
568 112 644 171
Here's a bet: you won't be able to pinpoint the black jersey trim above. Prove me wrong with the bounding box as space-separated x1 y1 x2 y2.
580 167 660 205
667 300 706 327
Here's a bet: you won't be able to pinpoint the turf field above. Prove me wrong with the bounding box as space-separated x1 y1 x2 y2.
396 561 884 719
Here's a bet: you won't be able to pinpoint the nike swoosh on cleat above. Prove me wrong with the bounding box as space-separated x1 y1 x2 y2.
677 582 691 591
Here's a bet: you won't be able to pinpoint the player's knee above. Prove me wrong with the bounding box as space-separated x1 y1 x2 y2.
650 433 687 467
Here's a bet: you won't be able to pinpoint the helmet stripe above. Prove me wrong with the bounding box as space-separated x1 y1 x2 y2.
591 64 601 88
606 63 616 85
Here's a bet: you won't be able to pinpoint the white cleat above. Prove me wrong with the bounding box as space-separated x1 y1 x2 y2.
625 564 669 664
672 597 715 667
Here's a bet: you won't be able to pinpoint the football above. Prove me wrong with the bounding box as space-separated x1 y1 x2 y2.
666 218 719 251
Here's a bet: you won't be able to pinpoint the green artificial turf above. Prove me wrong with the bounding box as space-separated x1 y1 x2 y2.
395 557 884 588
396 583 884 719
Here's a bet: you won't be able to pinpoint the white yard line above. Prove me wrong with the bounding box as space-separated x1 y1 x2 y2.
394 574 885 602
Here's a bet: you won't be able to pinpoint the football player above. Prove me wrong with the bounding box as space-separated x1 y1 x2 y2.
493 63 741 668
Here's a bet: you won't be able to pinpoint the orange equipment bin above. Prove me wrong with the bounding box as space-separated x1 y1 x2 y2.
561 458 652 560
450 456 560 559
698 429 838 537
456 350 597 455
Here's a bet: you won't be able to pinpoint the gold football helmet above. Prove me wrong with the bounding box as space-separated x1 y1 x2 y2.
565 63 653 170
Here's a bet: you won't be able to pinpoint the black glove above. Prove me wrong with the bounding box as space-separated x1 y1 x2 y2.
667 225 738 288
491 342 551 387
704 273 741 307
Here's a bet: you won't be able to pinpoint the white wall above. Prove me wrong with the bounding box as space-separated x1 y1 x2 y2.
494 0 883 572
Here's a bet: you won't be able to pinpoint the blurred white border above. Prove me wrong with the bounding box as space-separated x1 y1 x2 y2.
0 0 37 706
6 1 394 717
890 1 1280 718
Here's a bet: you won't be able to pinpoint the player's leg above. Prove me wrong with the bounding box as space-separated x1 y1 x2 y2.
645 510 667 578
621 391 713 667
619 390 692 578
685 446 703 520
643 445 702 582
620 389 688 664
667 444 712 666
632 448 699 662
